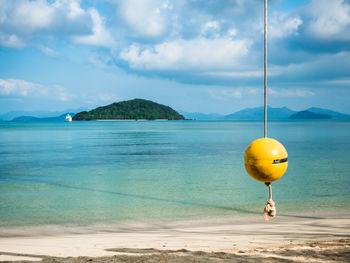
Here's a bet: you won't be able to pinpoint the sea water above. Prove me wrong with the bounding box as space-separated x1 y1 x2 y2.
0 120 349 227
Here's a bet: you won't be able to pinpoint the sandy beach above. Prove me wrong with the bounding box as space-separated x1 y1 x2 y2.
1 213 349 262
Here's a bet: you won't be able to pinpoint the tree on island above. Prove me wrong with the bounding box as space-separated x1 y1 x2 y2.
73 99 185 121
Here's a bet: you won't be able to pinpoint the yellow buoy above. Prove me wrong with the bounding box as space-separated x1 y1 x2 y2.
244 138 288 183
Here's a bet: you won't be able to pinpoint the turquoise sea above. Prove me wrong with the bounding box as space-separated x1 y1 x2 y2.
0 120 350 228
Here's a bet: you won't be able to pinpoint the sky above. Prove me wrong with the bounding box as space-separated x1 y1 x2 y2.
0 0 350 115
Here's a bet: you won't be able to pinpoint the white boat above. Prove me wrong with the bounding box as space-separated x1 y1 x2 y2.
65 114 72 122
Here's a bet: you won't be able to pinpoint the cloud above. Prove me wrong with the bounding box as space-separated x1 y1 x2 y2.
304 0 350 41
0 78 46 97
269 51 350 83
0 78 70 101
269 13 302 38
2 0 350 94
1 0 55 32
38 45 61 57
73 9 115 47
0 0 89 32
0 0 113 47
200 21 220 37
117 0 169 38
88 54 116 70
98 0 350 88
323 78 350 85
0 34 25 48
269 88 315 97
208 88 243 100
208 86 315 102
119 37 249 71
205 71 263 78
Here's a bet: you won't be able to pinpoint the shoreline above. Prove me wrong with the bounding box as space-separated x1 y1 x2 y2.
1 209 349 237
1 213 349 261
95 119 170 121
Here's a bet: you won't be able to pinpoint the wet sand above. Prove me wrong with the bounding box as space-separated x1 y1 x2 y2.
1 213 349 262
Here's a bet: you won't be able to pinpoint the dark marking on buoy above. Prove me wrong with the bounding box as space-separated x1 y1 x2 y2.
272 158 288 164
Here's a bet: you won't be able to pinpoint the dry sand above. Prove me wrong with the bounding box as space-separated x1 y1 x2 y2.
0 213 349 262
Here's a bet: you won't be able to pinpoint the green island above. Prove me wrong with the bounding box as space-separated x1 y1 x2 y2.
73 98 185 121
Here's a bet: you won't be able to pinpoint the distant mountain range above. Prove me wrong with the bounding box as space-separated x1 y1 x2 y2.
0 107 88 121
180 106 350 120
289 110 331 120
1 105 349 122
223 106 295 120
11 113 76 122
306 107 350 119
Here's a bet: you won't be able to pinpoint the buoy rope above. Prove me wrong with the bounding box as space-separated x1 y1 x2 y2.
264 0 267 138
264 182 276 221
263 0 275 223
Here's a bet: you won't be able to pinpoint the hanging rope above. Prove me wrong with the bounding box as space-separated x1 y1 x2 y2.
264 0 267 138
263 182 276 221
262 0 275 223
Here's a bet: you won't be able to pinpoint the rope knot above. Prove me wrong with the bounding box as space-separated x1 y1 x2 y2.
264 199 276 221
264 183 276 222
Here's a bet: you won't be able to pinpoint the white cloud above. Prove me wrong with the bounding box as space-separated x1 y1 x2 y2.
323 78 350 85
0 34 24 48
0 78 46 97
247 88 259 95
61 0 85 19
0 78 70 101
269 88 315 97
38 45 61 57
73 9 115 47
0 0 348 92
118 0 169 38
205 71 263 78
201 21 220 37
269 51 350 83
0 0 87 33
88 54 116 70
208 88 243 100
120 37 249 71
227 28 237 37
0 0 113 47
269 13 302 38
208 86 314 101
305 0 350 40
8 0 54 32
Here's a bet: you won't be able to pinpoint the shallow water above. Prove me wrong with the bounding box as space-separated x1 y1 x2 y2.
0 120 349 227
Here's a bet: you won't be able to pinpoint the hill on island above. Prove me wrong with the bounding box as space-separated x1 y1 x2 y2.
306 107 350 119
289 110 332 119
73 99 185 121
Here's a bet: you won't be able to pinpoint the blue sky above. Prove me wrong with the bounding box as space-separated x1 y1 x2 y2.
1 0 350 114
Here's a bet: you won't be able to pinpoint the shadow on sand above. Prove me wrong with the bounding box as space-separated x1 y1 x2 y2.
1 239 350 263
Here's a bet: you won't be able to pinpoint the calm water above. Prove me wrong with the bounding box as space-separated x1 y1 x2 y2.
0 120 349 227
